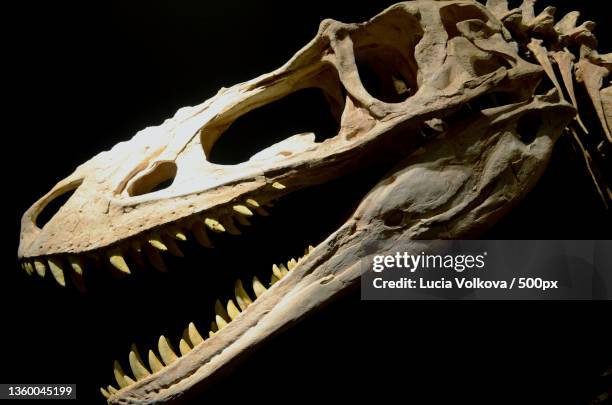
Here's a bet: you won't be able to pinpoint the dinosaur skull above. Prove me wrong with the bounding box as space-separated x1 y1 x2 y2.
18 1 574 403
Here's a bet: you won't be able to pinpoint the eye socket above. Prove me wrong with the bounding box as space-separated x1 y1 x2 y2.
356 53 417 104
35 182 81 228
127 162 177 196
352 8 423 104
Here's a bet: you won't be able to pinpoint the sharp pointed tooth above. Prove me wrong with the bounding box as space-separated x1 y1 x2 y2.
270 273 280 286
279 263 290 276
161 235 184 257
188 322 204 346
287 258 297 270
100 387 110 399
24 261 35 276
158 336 178 366
215 314 228 330
69 270 86 293
234 280 253 311
33 259 46 277
148 236 168 251
272 264 283 279
144 245 167 272
108 249 131 274
215 299 230 322
107 385 118 394
47 257 66 286
308 245 314 253
168 227 187 241
209 331 215 338
192 221 213 248
113 360 135 388
210 321 218 333
222 217 241 235
181 328 192 345
179 338 192 356
68 256 84 275
226 299 241 320
245 198 260 208
204 218 225 233
252 276 267 298
271 181 286 190
129 346 151 380
233 205 253 217
147 350 164 373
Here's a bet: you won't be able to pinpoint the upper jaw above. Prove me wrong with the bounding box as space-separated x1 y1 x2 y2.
19 0 543 261
18 58 534 262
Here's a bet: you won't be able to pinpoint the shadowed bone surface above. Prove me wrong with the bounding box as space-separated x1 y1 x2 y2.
16 0 610 403
108 92 572 404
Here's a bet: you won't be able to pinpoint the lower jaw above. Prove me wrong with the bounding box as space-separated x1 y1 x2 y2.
98 157 396 400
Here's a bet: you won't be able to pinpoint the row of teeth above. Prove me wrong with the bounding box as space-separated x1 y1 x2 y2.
99 244 314 400
19 182 288 290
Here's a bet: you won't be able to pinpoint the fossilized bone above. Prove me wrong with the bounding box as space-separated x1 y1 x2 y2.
17 0 610 403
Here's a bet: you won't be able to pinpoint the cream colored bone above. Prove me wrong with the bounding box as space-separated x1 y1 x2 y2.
17 1 611 404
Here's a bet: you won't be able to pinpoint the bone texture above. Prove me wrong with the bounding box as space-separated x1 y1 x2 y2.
15 1 609 404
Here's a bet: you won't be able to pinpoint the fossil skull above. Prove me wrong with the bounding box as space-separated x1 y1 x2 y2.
18 0 611 403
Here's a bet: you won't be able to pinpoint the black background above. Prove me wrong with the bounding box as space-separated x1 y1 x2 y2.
3 0 612 404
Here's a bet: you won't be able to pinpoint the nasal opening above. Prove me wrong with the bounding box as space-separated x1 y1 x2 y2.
35 181 82 228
